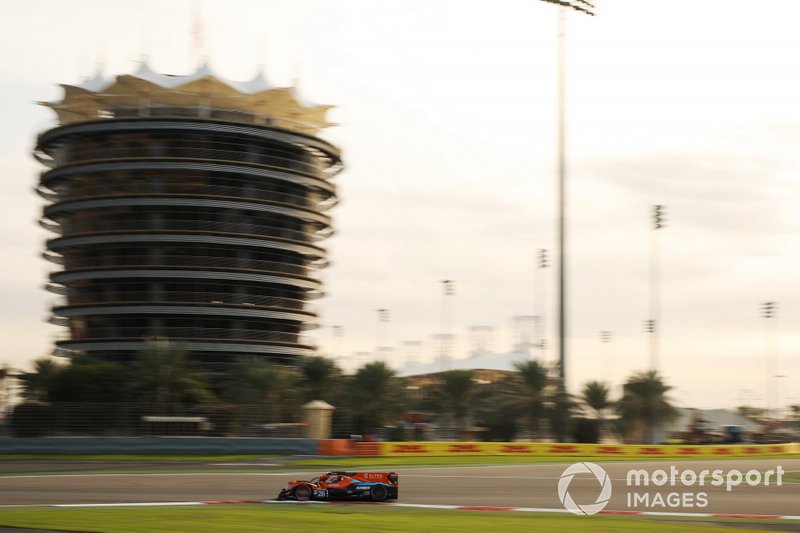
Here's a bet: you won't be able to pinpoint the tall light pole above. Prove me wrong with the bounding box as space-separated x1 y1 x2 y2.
535 249 549 361
537 0 595 386
599 330 612 385
649 205 665 372
761 301 776 419
402 340 423 369
774 374 786 422
331 325 343 359
376 309 389 364
440 280 455 371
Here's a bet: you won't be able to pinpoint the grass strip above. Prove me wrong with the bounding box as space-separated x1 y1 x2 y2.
0 504 779 533
285 454 798 468
782 471 800 483
0 454 275 462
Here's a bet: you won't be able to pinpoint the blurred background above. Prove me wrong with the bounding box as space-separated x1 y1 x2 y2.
0 0 798 418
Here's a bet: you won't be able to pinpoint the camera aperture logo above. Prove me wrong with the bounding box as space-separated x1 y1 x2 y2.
558 462 612 515
558 462 785 515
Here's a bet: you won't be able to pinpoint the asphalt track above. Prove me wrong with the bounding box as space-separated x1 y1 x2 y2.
1 459 798 519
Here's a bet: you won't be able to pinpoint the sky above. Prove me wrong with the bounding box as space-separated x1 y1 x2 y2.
0 0 798 410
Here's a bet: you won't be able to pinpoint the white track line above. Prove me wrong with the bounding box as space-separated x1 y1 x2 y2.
267 501 800 520
3 499 798 520
0 472 318 480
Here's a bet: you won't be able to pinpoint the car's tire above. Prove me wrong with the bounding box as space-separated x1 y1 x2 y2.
294 485 312 501
369 484 388 502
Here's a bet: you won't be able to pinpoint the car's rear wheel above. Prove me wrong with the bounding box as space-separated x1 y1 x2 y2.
294 485 312 501
370 484 388 502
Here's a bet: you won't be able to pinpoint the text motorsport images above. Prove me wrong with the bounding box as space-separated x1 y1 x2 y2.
557 462 786 515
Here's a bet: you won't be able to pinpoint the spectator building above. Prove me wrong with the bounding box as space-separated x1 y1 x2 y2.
34 63 342 372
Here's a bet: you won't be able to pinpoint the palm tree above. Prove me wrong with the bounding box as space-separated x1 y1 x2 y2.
473 380 519 441
547 380 577 442
737 405 755 420
582 380 611 443
299 356 342 403
426 370 478 437
617 370 677 444
348 361 404 436
224 356 300 425
582 381 610 420
225 357 293 404
504 360 549 439
19 358 64 403
128 341 213 414
49 359 129 404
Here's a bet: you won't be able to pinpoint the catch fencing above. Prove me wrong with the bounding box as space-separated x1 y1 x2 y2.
5 403 306 438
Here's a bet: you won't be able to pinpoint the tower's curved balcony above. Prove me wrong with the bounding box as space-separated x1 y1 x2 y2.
36 118 342 177
52 292 316 314
44 215 326 245
47 250 319 280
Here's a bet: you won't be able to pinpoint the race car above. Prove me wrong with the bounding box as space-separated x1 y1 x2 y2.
277 471 398 502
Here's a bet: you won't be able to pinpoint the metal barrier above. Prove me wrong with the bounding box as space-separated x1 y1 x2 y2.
0 437 317 455
6 403 307 438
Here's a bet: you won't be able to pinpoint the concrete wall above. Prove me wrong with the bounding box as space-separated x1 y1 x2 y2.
0 437 317 455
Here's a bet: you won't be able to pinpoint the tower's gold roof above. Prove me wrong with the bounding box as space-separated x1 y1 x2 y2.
42 62 335 136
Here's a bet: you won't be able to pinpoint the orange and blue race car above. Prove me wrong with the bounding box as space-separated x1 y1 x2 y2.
277 471 398 502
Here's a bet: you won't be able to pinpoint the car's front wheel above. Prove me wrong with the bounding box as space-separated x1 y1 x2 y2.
369 484 388 502
294 485 312 501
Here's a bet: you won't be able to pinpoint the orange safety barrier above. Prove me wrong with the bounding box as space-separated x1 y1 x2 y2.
318 439 354 456
353 441 382 457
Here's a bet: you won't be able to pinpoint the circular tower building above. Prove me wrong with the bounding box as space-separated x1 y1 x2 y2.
34 63 341 372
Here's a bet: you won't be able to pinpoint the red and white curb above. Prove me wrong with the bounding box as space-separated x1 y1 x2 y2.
24 499 799 520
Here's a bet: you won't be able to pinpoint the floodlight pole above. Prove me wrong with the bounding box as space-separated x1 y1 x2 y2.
376 309 389 364
331 325 343 359
556 8 567 383
440 280 455 371
650 205 665 372
538 1 595 387
761 302 777 419
535 249 549 360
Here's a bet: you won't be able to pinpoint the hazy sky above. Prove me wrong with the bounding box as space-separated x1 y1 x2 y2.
0 0 798 410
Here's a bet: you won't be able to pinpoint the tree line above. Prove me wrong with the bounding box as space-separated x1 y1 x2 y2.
11 342 680 443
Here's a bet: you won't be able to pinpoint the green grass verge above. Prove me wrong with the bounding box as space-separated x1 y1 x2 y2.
287 455 611 467
0 454 275 462
284 454 798 468
783 471 800 483
0 504 779 533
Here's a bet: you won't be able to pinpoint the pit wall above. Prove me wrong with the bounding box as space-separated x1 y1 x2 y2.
0 437 316 455
338 441 800 458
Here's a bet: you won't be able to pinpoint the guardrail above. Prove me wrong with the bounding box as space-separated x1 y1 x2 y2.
5 403 311 439
0 437 317 455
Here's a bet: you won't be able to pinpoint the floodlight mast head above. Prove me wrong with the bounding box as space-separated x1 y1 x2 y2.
539 0 596 16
